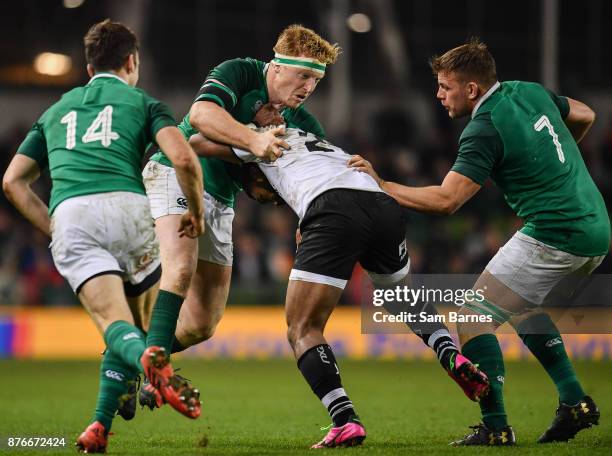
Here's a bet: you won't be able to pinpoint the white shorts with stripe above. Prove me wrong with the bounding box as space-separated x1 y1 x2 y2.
143 161 234 266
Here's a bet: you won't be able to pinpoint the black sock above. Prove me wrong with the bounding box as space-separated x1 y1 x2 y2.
384 299 458 370
426 330 459 370
171 336 186 354
297 344 355 426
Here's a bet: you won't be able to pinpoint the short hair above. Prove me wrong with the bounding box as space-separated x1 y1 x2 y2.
84 19 139 72
273 24 340 65
430 38 497 86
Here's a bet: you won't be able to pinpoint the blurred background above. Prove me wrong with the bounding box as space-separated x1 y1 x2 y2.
0 0 610 357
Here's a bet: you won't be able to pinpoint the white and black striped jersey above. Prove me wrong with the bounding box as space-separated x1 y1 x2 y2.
234 127 383 220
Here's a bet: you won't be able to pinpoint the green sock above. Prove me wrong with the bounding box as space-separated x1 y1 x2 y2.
517 313 585 405
146 290 184 353
93 350 138 431
462 334 508 430
104 321 146 373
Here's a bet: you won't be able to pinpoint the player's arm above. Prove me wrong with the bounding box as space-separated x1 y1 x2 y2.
155 126 205 238
2 155 51 236
564 97 595 143
189 101 288 162
348 155 481 214
188 134 241 164
381 171 481 215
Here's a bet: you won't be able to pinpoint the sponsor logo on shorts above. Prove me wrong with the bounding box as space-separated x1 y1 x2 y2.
545 337 562 348
176 197 188 209
399 239 407 261
138 253 153 268
122 332 141 341
105 369 125 382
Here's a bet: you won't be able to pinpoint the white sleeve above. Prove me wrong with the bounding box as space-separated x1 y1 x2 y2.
231 147 258 163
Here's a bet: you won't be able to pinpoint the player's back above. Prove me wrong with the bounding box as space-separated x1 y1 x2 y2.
478 81 609 255
37 73 169 214
256 128 381 219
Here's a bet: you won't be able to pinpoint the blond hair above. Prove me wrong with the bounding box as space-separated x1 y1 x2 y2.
273 24 340 65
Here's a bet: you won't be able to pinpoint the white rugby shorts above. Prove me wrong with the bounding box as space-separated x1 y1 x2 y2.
486 231 605 305
143 161 234 266
50 191 161 295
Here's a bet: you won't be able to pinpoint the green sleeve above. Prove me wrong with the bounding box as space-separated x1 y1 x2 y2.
146 97 178 143
17 122 48 170
545 89 570 119
451 114 503 185
194 59 251 111
285 106 325 138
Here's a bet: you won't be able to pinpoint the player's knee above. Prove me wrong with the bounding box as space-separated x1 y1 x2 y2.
287 319 317 349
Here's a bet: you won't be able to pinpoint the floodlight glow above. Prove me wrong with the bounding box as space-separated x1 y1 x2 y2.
347 13 372 33
63 0 85 8
34 53 73 76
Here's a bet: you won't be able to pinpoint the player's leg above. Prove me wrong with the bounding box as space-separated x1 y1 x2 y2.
145 213 198 353
287 190 367 448
139 191 234 409
362 192 488 401
173 260 231 349
286 278 365 448
508 250 605 443
138 260 231 411
49 195 151 450
450 270 519 446
143 161 202 354
452 233 602 445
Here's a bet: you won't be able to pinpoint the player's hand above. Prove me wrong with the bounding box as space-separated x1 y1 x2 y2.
295 228 302 246
253 103 285 128
249 125 290 162
348 155 384 188
178 210 205 238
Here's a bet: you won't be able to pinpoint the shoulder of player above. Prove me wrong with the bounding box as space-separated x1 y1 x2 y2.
460 111 497 141
209 57 265 78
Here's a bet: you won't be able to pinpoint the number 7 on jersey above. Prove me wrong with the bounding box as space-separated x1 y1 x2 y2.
533 115 565 163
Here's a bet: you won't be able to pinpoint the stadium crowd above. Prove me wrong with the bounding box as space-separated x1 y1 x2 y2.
1 111 611 306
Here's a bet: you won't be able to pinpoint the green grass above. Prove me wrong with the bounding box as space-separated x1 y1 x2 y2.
0 359 611 455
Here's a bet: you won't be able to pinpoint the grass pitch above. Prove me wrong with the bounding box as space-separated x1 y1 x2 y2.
1 359 610 455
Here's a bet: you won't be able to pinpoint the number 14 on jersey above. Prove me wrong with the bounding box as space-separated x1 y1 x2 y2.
60 105 120 149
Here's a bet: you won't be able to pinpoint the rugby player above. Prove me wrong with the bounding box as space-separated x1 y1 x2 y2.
136 25 339 408
349 39 608 445
190 119 490 449
2 20 205 453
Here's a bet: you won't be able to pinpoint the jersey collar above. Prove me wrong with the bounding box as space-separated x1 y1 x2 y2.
88 72 129 86
471 81 500 119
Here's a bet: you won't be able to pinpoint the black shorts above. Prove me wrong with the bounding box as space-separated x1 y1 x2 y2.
293 189 409 286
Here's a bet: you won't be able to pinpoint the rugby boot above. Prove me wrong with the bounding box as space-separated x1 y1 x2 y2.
139 377 163 410
311 415 366 449
451 423 516 446
140 346 201 419
538 395 600 443
75 421 109 453
139 369 191 410
116 375 140 421
447 353 490 402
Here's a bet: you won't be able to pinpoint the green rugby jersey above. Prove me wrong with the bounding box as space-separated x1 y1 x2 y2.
17 73 176 215
150 57 325 208
451 81 610 256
